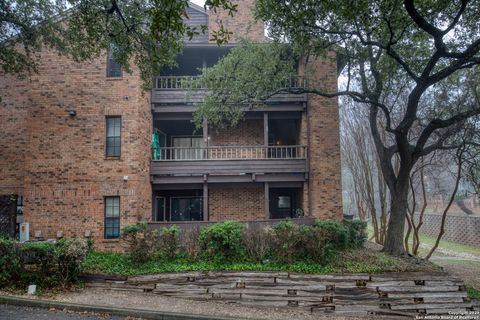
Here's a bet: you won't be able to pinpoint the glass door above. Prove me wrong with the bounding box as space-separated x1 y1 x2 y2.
154 197 166 221
172 136 204 160
170 197 203 221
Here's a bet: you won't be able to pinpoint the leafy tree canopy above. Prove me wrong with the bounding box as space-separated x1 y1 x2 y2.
192 40 297 128
192 0 480 256
1 0 235 87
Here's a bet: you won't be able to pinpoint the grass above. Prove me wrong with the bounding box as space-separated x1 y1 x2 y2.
467 287 480 300
431 259 480 268
367 224 480 258
80 248 436 276
414 233 480 257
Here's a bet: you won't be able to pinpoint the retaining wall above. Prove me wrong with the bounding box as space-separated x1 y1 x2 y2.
81 271 476 317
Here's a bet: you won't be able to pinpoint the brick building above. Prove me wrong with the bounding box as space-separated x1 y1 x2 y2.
0 1 342 249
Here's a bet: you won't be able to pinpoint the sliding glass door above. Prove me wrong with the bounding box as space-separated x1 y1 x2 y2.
170 196 203 221
172 136 204 160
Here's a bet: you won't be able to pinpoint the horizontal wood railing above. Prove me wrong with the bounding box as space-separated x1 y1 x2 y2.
154 75 307 90
152 145 307 161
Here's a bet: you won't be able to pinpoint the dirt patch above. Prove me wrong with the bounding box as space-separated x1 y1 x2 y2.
1 288 396 320
435 262 480 289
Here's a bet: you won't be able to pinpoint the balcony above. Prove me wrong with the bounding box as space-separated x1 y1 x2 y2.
152 75 308 108
150 145 308 183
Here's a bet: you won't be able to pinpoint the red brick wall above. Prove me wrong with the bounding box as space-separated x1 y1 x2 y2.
209 119 263 146
208 0 265 42
302 53 343 220
209 184 265 221
0 50 152 249
0 73 30 196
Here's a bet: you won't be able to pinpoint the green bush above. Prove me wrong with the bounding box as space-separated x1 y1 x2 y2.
20 241 57 286
122 222 151 264
265 220 365 264
242 227 269 262
344 220 367 248
117 219 367 267
54 239 89 283
0 239 89 288
0 238 20 286
199 221 245 262
313 220 350 249
155 226 179 260
23 239 88 287
267 221 303 263
299 225 335 263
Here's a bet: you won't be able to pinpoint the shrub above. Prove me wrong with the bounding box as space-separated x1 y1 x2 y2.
199 221 245 262
313 220 350 249
266 221 349 264
18 239 88 288
122 222 151 264
242 226 269 262
54 239 89 283
298 225 333 263
0 238 20 286
344 220 367 248
267 221 303 264
179 227 201 260
155 226 179 260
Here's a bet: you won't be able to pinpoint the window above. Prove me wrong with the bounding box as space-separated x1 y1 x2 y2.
154 197 166 221
170 197 203 221
172 136 204 160
107 46 122 78
104 197 120 239
269 188 299 219
278 196 291 209
106 116 121 157
16 195 24 215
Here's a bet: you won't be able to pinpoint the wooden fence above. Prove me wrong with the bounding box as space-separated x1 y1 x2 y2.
81 271 478 317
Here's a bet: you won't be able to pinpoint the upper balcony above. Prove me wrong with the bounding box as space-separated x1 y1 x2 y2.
150 116 307 184
152 75 308 108
150 145 308 184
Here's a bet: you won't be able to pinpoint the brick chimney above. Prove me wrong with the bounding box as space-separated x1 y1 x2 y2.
208 0 265 43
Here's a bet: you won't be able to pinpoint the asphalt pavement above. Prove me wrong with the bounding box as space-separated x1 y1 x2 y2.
0 304 128 320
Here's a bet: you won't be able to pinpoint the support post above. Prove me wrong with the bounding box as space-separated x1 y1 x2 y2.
203 182 209 221
264 182 270 219
263 112 269 146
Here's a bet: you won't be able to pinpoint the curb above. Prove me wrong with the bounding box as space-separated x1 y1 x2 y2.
0 295 247 320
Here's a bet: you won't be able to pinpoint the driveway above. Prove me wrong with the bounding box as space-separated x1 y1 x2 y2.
0 304 128 320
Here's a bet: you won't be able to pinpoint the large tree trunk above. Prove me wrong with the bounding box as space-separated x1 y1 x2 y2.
383 175 410 256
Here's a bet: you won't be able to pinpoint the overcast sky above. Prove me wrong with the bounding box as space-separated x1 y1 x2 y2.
191 0 205 7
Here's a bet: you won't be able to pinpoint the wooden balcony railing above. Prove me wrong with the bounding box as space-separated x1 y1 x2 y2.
152 145 307 161
154 76 307 90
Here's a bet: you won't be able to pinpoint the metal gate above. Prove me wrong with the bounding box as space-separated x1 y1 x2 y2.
0 195 16 237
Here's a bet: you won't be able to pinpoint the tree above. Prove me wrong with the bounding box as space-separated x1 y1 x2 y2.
192 1 480 256
1 0 235 86
340 98 389 244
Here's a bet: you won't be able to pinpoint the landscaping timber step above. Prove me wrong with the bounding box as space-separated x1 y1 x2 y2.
390 302 473 311
81 271 472 317
78 273 127 282
377 285 463 293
